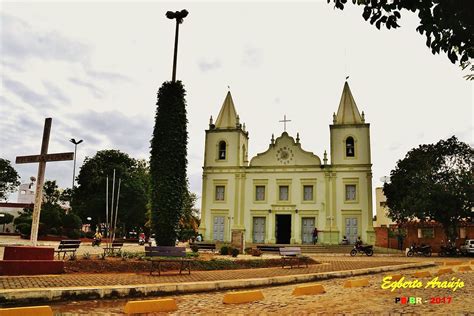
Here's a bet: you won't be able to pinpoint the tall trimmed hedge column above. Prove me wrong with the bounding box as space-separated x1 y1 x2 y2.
150 81 188 246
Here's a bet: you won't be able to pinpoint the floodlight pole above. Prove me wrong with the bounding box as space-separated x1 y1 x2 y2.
166 9 188 82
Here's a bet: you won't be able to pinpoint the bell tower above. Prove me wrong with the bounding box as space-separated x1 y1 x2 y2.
330 82 371 165
204 91 249 168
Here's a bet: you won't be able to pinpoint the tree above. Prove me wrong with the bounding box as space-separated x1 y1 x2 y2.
0 158 20 201
150 81 188 246
0 212 14 232
177 190 200 242
72 150 150 233
329 0 474 78
384 136 473 241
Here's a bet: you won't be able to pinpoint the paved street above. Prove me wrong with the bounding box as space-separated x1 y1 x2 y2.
51 265 474 315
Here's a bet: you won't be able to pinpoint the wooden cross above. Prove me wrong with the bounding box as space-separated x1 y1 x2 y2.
15 118 74 246
279 115 291 132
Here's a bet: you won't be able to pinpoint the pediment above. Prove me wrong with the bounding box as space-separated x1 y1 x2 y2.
249 132 321 167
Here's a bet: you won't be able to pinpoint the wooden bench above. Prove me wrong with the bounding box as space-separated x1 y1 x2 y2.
55 240 81 259
103 240 124 255
189 242 216 252
145 246 192 276
279 247 308 268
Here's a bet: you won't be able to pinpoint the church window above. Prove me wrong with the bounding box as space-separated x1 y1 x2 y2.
256 186 265 201
279 186 289 201
303 185 313 201
345 184 356 201
345 137 355 157
218 141 226 160
215 186 225 201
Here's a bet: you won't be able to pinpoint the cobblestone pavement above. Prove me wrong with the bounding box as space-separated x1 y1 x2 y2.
51 265 474 315
0 259 409 289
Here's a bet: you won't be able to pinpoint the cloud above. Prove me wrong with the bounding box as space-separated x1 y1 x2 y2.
85 68 131 83
198 59 222 72
2 78 56 109
74 110 153 155
1 13 88 62
68 78 105 99
43 81 70 105
242 46 262 68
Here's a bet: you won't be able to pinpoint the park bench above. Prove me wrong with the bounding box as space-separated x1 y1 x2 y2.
103 240 124 255
190 242 216 252
257 245 280 253
55 240 81 259
145 246 193 276
279 247 308 269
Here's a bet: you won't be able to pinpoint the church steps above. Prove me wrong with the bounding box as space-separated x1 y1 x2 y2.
247 243 354 254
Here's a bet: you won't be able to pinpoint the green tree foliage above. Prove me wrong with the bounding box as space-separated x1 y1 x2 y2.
384 136 474 241
72 150 150 233
0 212 14 228
177 190 200 241
0 158 20 201
329 0 473 76
150 81 188 246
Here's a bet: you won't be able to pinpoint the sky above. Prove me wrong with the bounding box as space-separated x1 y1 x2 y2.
1 1 472 213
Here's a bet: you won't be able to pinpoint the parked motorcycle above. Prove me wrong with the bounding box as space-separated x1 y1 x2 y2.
439 244 460 257
406 244 432 257
350 244 374 256
92 238 101 247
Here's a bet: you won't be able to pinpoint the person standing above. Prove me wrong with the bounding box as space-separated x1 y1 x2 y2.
312 227 318 244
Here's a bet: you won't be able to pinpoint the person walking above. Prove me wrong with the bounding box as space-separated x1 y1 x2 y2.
312 227 318 244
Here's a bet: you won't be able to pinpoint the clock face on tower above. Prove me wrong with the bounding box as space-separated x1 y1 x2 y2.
276 146 294 164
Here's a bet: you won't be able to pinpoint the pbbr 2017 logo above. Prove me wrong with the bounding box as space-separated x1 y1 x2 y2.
395 297 422 305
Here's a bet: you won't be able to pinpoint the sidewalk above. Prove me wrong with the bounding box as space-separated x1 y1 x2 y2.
0 259 435 306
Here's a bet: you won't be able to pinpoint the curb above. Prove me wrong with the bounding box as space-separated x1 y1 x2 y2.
0 261 434 306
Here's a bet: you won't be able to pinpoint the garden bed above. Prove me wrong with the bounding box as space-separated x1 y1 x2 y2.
64 255 318 274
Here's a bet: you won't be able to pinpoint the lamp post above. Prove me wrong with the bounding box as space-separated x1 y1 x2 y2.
69 138 83 189
166 9 189 82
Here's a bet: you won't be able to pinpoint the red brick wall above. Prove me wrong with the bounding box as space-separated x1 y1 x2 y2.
375 224 474 253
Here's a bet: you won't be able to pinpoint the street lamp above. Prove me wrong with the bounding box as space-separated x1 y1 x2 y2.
166 9 189 82
69 138 83 189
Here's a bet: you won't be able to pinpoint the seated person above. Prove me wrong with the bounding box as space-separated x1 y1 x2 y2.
341 236 349 245
355 236 362 247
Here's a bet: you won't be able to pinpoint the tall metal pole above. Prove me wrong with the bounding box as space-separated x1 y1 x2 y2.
166 9 188 82
112 179 121 242
72 144 77 189
172 20 179 82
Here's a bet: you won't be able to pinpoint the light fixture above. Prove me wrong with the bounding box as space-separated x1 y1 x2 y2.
268 209 272 214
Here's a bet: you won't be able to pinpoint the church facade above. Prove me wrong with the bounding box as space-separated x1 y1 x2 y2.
199 82 375 245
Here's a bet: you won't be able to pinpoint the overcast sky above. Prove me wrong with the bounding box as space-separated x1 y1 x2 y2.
1 1 472 213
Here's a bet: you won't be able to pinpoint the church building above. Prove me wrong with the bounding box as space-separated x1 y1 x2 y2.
199 82 375 245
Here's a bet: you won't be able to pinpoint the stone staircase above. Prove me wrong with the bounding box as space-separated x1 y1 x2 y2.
247 243 354 254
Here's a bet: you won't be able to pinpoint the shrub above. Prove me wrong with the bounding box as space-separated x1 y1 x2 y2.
251 248 262 257
99 253 107 260
16 223 31 235
82 252 91 260
231 248 239 257
190 244 199 253
220 246 229 255
66 229 81 239
69 253 77 261
85 231 94 239
244 247 252 255
186 252 199 258
49 227 58 236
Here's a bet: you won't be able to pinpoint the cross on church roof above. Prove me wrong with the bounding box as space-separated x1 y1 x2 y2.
279 115 291 132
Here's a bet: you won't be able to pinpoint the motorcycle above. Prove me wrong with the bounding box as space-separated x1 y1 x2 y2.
350 244 374 256
439 244 460 257
406 244 432 257
92 238 101 247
